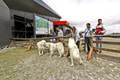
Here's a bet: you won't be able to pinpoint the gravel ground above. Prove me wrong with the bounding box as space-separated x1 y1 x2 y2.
0 47 120 80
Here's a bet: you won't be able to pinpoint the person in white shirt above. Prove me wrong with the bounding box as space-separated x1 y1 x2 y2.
56 27 63 41
72 27 80 48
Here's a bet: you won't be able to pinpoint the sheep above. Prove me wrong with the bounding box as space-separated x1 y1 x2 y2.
68 38 83 67
37 40 46 56
56 42 64 58
46 42 64 58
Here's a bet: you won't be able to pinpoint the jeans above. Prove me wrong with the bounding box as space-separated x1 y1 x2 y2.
50 38 56 42
96 37 102 49
76 40 80 49
85 37 91 54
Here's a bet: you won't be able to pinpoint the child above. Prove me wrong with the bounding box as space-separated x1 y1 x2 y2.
50 29 56 42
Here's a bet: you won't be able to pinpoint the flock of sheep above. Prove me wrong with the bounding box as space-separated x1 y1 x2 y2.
37 38 83 67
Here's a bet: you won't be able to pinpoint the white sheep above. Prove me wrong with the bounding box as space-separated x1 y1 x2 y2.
37 40 46 56
46 42 64 58
68 38 83 67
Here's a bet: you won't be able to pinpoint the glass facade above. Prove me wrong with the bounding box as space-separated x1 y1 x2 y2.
10 9 34 38
10 9 58 38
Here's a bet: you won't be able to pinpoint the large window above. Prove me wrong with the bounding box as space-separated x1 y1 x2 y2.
10 9 34 38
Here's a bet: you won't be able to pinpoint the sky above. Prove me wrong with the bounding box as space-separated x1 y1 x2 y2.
43 0 120 34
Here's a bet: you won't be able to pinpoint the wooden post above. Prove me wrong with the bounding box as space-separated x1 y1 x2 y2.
84 40 86 52
87 37 94 61
7 40 13 48
87 47 93 61
80 46 84 53
8 40 16 48
27 39 33 51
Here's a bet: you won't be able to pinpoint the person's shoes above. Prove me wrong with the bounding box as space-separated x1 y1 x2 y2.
95 50 99 53
96 50 98 52
86 52 89 54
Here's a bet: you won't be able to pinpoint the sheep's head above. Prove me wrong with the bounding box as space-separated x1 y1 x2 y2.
41 40 46 47
69 38 75 43
46 43 51 49
41 40 46 43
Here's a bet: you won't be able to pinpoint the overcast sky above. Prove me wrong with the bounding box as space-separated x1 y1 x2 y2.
43 0 120 34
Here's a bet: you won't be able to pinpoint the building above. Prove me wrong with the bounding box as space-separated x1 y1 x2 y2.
0 0 61 48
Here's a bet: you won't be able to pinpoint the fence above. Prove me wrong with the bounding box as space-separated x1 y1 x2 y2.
8 35 86 57
8 36 75 56
8 35 120 61
87 35 120 61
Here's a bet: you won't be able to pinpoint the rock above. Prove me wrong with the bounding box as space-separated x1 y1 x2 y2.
109 63 114 66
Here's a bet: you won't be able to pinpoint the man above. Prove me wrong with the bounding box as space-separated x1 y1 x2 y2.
72 27 80 48
81 23 92 54
56 27 63 41
95 19 106 53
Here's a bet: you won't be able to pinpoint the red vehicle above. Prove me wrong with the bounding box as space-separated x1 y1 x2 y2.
53 21 73 35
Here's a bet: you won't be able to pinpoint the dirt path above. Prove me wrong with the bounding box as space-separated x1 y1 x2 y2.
0 48 120 80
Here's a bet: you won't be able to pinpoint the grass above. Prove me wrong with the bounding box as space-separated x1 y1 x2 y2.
0 48 37 80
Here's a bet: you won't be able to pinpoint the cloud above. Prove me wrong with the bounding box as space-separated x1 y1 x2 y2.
43 0 120 33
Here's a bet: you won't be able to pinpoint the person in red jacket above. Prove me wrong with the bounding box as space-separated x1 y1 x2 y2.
95 19 106 53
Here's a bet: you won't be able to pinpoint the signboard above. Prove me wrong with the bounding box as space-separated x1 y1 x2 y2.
35 15 48 34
